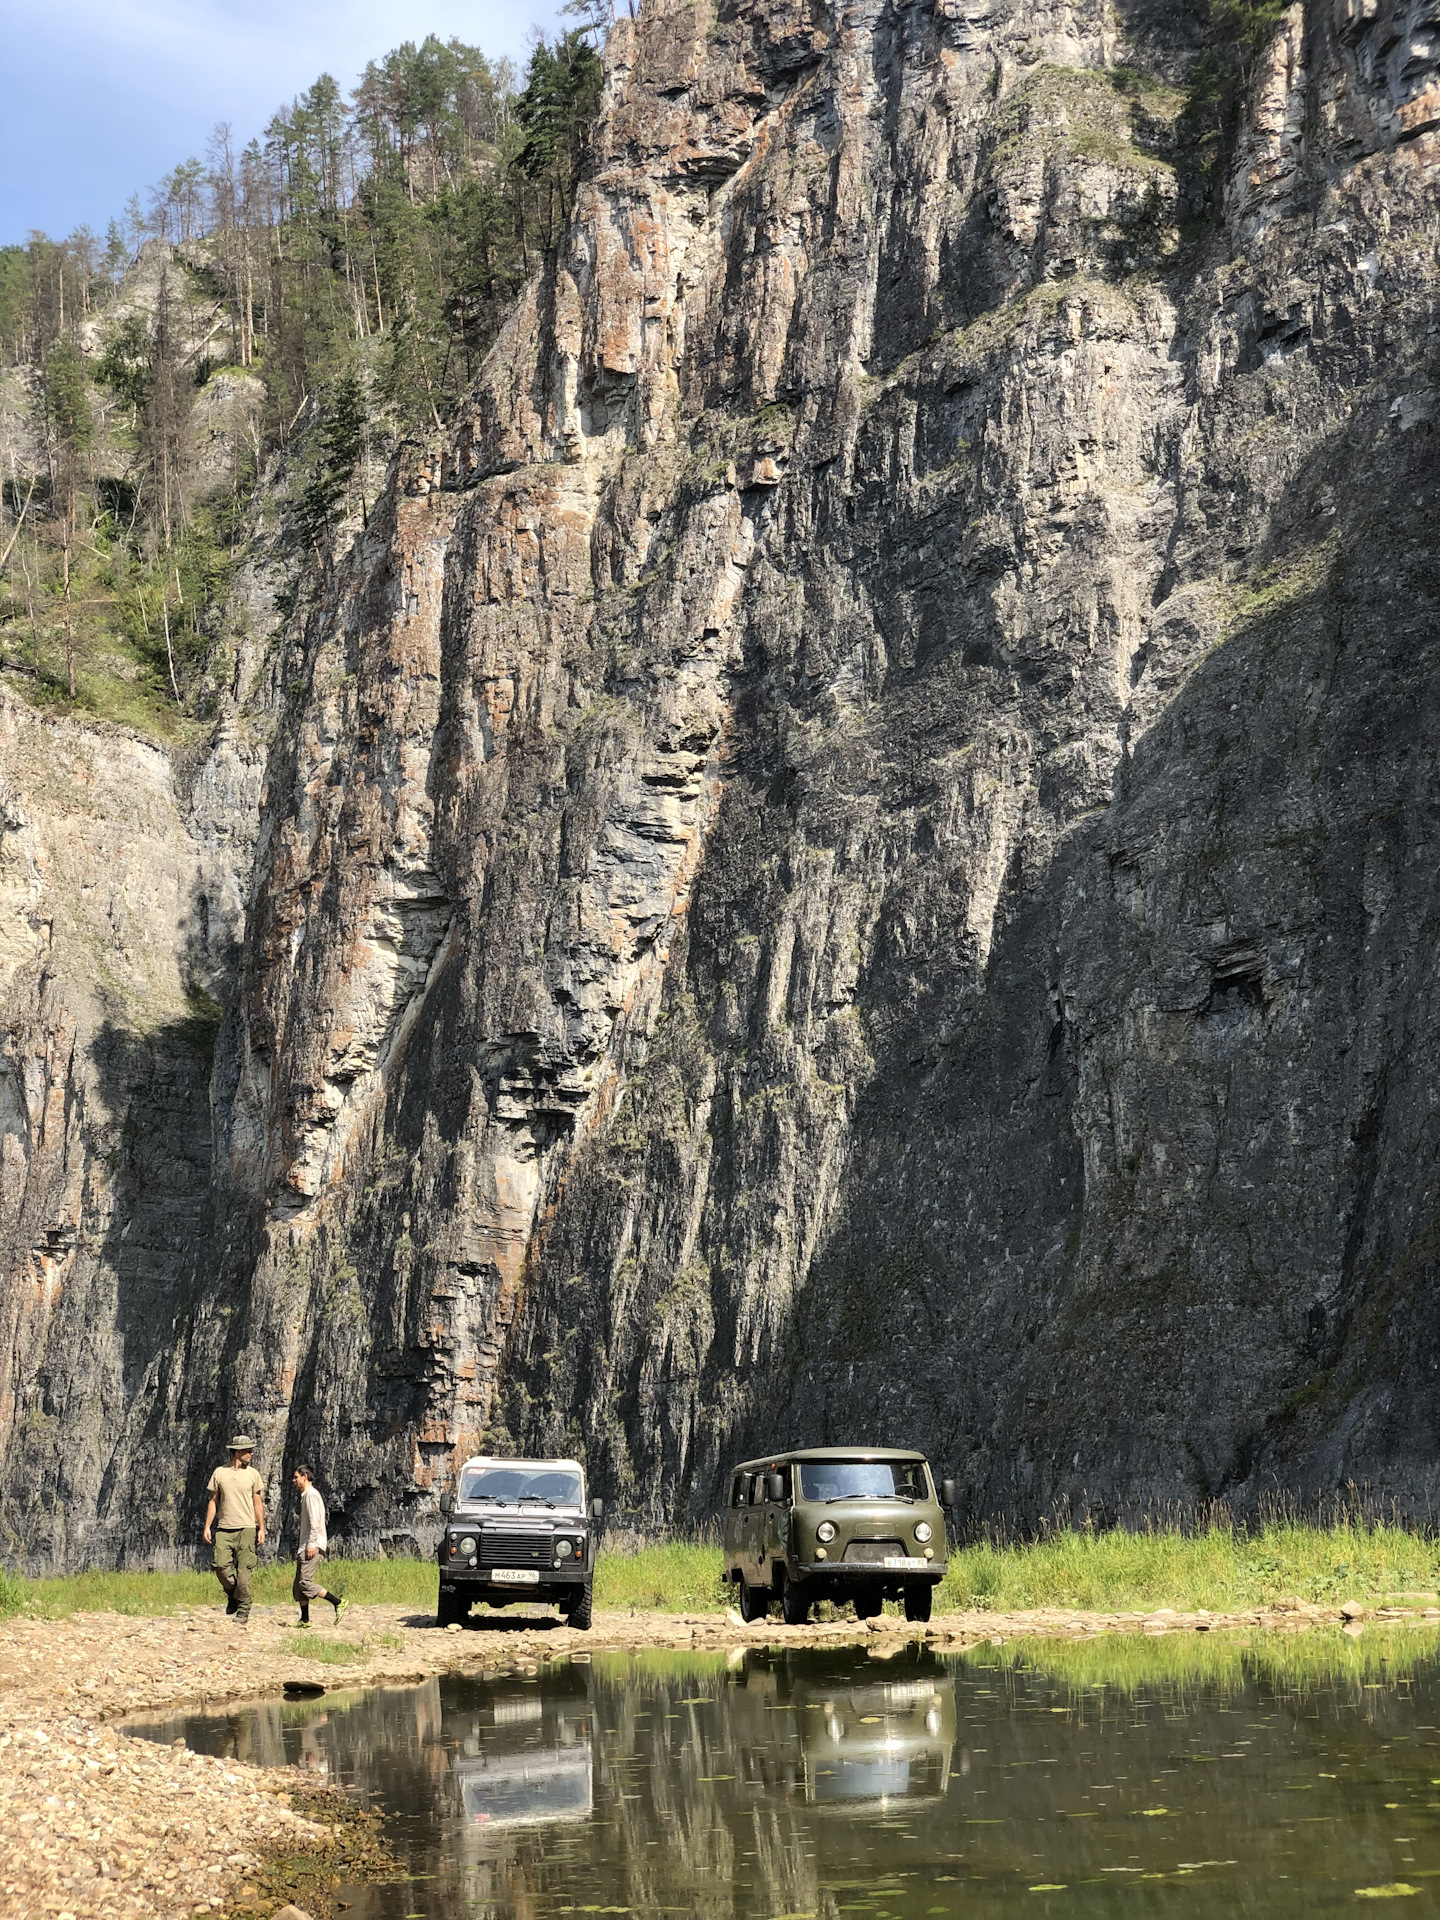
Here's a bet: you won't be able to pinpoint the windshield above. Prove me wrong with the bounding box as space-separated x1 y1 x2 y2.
797 1459 929 1502
459 1466 584 1508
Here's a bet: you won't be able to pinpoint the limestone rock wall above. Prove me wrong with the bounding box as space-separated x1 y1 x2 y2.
2 0 1439 1562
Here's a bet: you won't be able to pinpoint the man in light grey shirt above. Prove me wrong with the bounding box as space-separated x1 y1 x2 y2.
291 1464 347 1628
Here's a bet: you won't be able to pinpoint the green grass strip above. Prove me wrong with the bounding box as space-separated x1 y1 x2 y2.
2 1519 1437 1621
966 1622 1440 1696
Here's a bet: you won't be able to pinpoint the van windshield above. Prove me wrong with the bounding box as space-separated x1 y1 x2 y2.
798 1459 929 1502
459 1466 584 1508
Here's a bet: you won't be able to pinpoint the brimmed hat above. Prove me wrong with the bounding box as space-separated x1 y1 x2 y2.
227 1434 257 1452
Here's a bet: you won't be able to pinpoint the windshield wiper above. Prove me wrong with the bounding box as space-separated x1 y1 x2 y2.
823 1492 915 1503
464 1493 509 1506
517 1496 556 1507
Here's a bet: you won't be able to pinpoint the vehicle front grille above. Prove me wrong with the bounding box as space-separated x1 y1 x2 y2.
480 1528 554 1569
842 1539 906 1564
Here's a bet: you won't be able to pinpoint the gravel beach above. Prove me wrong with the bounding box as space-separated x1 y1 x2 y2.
1 1594 1429 1920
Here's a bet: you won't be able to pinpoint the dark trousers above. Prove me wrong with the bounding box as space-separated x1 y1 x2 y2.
213 1527 257 1620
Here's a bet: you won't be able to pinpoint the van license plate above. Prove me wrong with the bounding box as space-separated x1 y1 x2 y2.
490 1568 541 1584
882 1556 927 1570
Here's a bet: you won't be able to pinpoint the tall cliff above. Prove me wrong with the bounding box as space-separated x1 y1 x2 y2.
2 0 1439 1565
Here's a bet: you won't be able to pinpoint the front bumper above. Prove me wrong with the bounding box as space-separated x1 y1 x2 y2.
793 1559 943 1585
440 1566 588 1593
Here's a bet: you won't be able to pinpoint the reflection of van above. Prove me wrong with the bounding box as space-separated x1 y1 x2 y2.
725 1651 956 1809
722 1447 955 1623
455 1747 593 1827
797 1673 955 1807
448 1669 594 1830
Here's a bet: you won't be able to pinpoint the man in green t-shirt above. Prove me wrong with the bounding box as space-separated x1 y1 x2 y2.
203 1436 266 1626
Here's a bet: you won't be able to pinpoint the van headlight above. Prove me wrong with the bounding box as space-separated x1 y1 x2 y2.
553 1538 575 1558
913 1522 932 1543
816 1521 836 1543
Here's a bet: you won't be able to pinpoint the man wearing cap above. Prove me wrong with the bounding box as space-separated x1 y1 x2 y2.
203 1436 266 1626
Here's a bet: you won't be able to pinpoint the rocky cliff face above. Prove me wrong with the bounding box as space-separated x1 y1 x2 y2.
3 0 1439 1565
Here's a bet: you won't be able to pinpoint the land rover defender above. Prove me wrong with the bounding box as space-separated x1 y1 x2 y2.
437 1455 603 1630
722 1447 954 1624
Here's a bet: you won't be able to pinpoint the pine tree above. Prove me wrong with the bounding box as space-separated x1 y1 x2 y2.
43 335 94 697
140 270 189 549
512 31 605 243
299 365 368 555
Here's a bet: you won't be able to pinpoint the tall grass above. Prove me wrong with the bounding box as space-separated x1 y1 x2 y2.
936 1516 1440 1613
0 1557 438 1620
1 1520 1437 1622
594 1542 729 1612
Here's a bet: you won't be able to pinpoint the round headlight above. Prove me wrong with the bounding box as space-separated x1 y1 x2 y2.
461 1536 477 1556
554 1538 574 1557
914 1521 932 1543
816 1520 836 1543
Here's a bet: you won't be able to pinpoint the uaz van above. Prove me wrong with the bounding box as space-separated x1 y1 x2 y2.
722 1447 954 1624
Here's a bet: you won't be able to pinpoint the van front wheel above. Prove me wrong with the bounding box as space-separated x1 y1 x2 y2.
780 1572 809 1626
904 1582 933 1623
738 1579 767 1623
437 1592 469 1629
852 1584 883 1621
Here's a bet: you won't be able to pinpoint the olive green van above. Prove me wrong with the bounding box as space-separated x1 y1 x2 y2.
722 1447 954 1624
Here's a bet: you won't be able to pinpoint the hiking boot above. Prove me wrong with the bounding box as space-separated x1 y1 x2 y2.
224 1594 239 1616
332 1597 349 1624
296 1619 312 1630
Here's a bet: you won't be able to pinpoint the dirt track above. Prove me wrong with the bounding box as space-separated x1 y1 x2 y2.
1 1593 1431 1920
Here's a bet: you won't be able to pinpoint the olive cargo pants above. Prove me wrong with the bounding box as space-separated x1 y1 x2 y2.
213 1527 257 1621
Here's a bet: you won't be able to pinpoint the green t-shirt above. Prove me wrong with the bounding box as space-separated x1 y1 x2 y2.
208 1465 264 1531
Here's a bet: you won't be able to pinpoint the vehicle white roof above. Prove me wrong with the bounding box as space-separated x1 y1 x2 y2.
458 1455 585 1474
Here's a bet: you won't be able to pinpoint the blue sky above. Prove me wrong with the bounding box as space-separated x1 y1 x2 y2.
3 0 568 247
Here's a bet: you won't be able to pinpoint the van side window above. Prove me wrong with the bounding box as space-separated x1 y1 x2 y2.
748 1475 763 1506
730 1475 745 1508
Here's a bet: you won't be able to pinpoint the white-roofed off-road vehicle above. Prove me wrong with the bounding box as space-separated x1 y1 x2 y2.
437 1455 604 1630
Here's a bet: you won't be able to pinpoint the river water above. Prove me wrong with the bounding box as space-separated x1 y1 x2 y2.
131 1630 1440 1917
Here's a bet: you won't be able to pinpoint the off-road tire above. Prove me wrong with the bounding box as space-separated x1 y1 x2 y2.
852 1584 883 1621
780 1572 810 1626
437 1591 470 1629
904 1582 933 1623
738 1579 767 1622
566 1583 593 1631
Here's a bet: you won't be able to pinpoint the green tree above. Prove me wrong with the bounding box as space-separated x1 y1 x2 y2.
0 247 26 355
43 336 95 697
141 270 188 548
512 31 604 243
95 311 150 413
298 365 369 553
1185 0 1294 181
